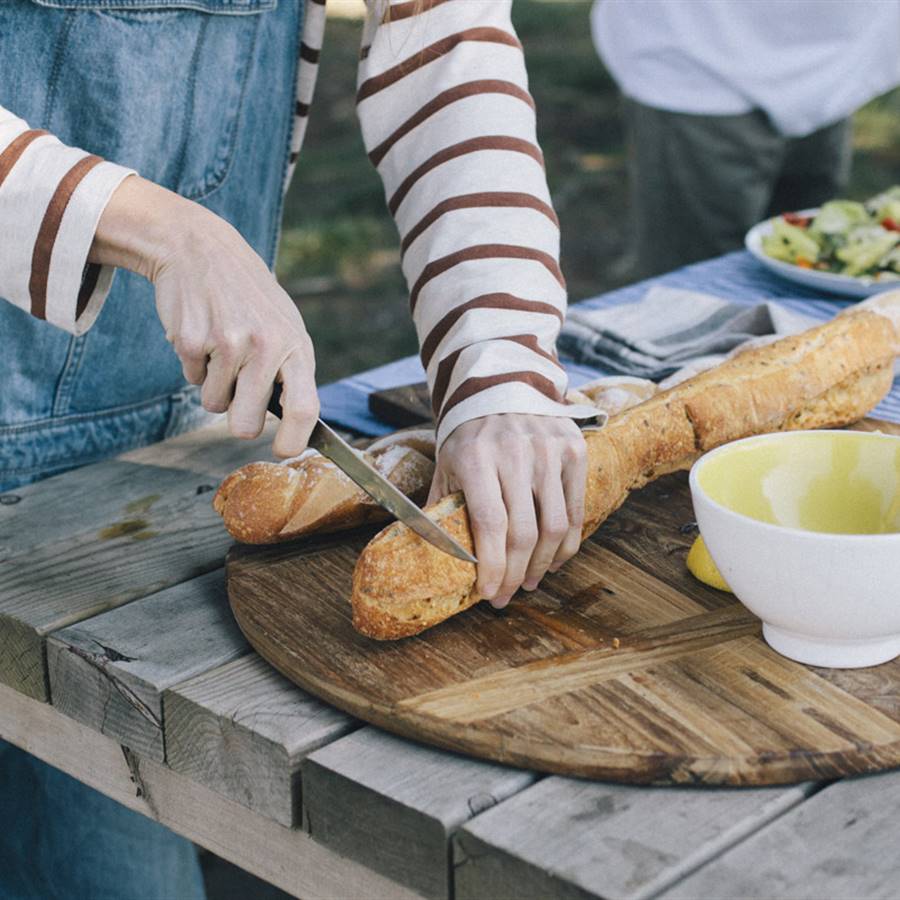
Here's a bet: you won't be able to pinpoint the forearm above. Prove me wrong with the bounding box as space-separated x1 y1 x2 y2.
88 174 221 283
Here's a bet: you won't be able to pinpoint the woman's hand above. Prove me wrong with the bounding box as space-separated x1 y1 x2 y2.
90 175 318 457
427 414 587 608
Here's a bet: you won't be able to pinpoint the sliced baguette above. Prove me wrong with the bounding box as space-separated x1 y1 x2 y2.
213 431 435 544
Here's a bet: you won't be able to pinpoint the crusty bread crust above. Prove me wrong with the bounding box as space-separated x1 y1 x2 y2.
213 433 435 544
351 305 900 640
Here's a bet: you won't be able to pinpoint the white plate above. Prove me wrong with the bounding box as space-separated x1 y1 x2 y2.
745 208 900 299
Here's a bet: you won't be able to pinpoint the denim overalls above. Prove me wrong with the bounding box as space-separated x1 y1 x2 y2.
0 2 303 896
0 0 304 491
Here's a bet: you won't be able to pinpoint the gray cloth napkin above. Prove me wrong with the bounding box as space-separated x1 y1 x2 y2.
559 286 817 380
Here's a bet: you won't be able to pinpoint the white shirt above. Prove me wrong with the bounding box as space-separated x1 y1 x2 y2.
592 0 900 137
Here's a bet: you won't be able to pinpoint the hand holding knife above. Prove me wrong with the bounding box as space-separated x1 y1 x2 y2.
267 383 477 564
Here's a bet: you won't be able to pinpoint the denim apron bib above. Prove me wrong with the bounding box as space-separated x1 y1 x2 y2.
0 0 304 490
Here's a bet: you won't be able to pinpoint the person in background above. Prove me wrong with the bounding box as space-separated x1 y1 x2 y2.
0 0 597 896
592 0 900 277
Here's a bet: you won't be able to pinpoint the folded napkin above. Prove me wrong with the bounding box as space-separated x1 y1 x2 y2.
558 286 817 381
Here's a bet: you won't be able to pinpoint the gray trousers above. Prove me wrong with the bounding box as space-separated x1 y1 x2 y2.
623 98 854 277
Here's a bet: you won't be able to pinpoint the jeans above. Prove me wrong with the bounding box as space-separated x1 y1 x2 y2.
0 740 205 900
622 97 853 278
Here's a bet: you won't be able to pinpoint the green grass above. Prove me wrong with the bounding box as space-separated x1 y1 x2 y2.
277 1 900 384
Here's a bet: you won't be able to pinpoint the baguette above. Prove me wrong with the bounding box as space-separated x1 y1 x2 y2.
213 429 436 544
351 299 900 640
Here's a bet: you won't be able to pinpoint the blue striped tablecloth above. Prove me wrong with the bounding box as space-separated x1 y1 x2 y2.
318 250 900 433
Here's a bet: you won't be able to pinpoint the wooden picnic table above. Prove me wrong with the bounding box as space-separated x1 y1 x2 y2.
1 416 898 900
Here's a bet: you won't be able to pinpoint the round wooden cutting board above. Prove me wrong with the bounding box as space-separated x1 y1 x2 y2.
227 470 900 786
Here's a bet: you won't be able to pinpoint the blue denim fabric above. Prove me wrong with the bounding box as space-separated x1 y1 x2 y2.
0 2 303 897
0 0 303 489
0 740 206 900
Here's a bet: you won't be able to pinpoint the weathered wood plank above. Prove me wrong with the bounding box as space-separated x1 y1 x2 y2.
0 419 276 700
165 654 355 826
47 570 248 760
454 775 814 900
660 773 900 900
0 681 422 900
0 418 275 559
0 484 233 699
302 727 537 899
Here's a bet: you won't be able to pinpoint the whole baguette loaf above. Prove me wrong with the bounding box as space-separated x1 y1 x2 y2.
351 300 900 640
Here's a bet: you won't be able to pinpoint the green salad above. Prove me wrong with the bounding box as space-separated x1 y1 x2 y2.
761 185 900 282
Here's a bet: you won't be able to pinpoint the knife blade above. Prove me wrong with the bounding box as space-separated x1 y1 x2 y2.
267 383 477 564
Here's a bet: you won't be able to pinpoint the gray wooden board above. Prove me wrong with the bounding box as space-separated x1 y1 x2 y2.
0 419 275 700
0 418 274 559
0 681 421 900
660 771 900 900
47 569 248 761
302 727 537 899
165 654 355 827
454 775 815 900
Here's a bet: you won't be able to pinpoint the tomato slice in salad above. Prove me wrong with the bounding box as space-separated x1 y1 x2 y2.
782 212 813 228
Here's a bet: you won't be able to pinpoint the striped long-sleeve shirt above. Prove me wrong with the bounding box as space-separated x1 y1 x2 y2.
0 0 597 447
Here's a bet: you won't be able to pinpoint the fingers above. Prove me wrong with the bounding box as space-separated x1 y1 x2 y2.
456 466 508 606
427 469 452 507
523 465 569 591
491 461 538 608
229 361 276 440
201 350 239 414
271 352 319 458
552 433 588 571
180 354 207 386
442 419 587 611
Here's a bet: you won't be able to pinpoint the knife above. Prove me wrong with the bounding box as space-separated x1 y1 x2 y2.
267 382 477 564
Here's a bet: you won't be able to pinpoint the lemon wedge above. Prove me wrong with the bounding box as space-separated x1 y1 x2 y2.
686 535 732 592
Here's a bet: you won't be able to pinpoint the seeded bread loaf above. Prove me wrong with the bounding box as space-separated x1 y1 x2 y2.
351 298 900 640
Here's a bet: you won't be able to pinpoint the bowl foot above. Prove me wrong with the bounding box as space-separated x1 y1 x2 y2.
762 624 900 669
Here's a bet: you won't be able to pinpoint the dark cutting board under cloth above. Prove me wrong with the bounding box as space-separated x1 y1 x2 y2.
368 381 431 428
227 420 900 786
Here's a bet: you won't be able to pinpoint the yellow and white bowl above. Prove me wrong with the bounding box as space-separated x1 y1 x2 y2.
689 429 900 669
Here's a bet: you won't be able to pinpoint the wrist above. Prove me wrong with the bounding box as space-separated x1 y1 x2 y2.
88 175 215 282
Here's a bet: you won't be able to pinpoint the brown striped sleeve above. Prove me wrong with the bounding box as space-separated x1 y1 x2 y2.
29 154 104 320
357 27 522 103
357 0 599 447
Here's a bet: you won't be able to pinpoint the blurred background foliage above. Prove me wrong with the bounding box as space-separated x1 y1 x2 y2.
277 0 900 384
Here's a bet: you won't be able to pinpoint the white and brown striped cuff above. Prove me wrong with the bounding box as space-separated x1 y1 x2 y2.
0 118 134 335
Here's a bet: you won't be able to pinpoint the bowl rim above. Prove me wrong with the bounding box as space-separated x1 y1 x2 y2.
689 429 900 542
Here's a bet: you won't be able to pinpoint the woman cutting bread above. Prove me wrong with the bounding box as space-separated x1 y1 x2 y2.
0 0 597 895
